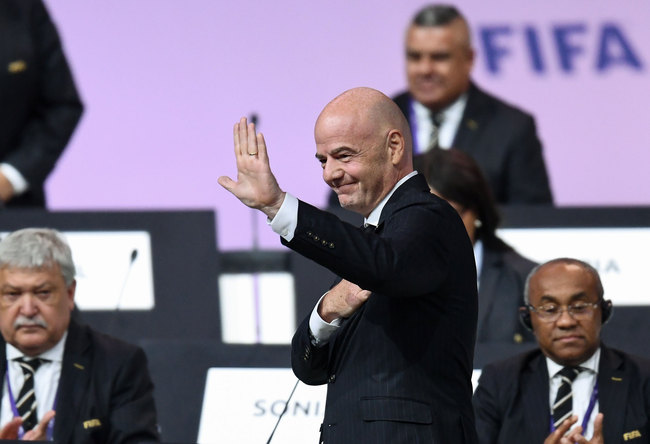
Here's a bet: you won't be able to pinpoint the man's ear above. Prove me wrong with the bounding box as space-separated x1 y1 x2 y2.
386 129 405 166
67 280 76 310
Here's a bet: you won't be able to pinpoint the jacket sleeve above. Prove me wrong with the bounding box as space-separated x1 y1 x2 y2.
4 0 83 187
291 315 331 386
503 114 553 204
282 200 471 298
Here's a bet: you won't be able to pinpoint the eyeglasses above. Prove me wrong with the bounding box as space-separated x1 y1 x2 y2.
528 301 600 322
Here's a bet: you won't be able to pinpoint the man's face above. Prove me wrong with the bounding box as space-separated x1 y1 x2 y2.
315 114 395 217
528 262 602 367
0 265 74 356
405 20 474 111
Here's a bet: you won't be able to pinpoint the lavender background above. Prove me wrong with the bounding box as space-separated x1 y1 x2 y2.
43 0 649 250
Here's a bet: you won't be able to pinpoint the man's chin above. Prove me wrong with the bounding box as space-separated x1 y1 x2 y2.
15 329 46 343
337 196 355 209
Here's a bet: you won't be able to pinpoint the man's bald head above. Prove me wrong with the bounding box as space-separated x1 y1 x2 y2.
316 87 413 170
314 87 414 216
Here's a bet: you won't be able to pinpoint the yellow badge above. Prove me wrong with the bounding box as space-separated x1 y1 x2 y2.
623 430 642 441
8 60 27 73
83 418 102 429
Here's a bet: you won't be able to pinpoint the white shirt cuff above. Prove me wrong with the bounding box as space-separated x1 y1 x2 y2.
269 192 298 242
308 292 341 346
0 163 28 194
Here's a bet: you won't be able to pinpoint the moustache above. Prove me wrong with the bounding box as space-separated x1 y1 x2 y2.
14 315 48 329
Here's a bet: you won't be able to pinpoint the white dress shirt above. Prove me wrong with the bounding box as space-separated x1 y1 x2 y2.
0 163 29 195
474 239 484 290
411 94 468 153
547 348 601 439
1 332 67 428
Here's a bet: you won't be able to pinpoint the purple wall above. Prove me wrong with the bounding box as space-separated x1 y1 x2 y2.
43 1 650 250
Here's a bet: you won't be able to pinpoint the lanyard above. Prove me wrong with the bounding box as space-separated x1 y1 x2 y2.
549 381 599 436
408 98 422 155
6 361 58 440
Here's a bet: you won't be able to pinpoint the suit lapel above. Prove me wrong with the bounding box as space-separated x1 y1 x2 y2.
522 354 551 441
476 248 501 341
377 174 430 229
452 83 488 155
53 321 92 443
598 346 626 443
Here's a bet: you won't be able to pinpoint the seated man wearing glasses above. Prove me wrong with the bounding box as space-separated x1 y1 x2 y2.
473 258 650 444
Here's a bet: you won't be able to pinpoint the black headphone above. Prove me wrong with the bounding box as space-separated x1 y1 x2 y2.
519 299 613 331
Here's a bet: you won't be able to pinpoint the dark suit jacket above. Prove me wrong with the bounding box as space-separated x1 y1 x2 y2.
0 320 160 444
0 0 83 207
476 244 536 344
290 174 479 443
473 345 650 443
394 83 553 205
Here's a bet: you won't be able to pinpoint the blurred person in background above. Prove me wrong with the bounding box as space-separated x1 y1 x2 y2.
0 0 83 207
421 147 536 344
394 4 552 205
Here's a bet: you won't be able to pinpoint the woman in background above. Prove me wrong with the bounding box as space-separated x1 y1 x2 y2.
417 148 536 344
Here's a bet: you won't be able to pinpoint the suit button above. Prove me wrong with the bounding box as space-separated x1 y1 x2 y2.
314 235 320 241
321 240 328 246
328 374 336 383
307 231 313 238
328 242 334 248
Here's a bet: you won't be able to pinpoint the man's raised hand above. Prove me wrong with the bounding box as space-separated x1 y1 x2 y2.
218 117 286 219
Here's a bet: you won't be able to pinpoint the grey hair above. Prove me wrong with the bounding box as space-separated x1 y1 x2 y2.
0 228 76 286
411 4 465 27
523 257 604 305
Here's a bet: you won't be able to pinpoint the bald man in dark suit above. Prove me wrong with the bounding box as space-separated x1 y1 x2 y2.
220 87 478 443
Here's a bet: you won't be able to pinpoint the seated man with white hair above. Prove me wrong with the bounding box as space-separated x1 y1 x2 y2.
0 228 159 443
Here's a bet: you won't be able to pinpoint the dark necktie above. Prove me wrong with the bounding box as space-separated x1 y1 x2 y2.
15 357 44 431
362 224 376 233
552 366 582 429
426 112 444 152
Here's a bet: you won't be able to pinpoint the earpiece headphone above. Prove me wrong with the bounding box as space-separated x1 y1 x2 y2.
519 299 613 331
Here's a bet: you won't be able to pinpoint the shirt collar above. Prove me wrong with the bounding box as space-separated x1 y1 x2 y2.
364 171 418 227
474 239 484 287
6 330 68 363
546 347 601 379
412 93 468 125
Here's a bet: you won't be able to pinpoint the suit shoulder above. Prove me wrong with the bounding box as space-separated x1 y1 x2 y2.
499 248 538 276
82 324 145 359
469 84 536 125
607 347 650 374
392 90 410 104
482 348 541 376
391 91 411 120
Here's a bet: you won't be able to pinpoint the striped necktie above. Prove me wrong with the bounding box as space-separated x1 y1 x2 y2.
426 112 444 152
552 366 582 429
15 357 45 431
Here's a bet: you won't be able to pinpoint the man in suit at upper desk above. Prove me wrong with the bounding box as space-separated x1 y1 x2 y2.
394 4 553 205
219 87 478 443
0 228 159 443
473 258 650 443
